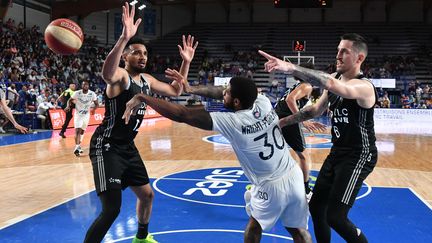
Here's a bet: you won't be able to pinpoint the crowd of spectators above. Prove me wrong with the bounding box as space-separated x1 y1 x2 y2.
2 17 432 132
193 45 260 86
0 18 108 130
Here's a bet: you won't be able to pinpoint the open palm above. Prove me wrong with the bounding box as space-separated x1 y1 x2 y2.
121 2 142 40
178 35 199 63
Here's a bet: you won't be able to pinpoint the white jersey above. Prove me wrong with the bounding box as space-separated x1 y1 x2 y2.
72 90 97 116
210 94 296 186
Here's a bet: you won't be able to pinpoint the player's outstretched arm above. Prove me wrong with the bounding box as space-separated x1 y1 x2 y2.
259 50 374 104
0 97 28 134
279 90 329 128
165 69 224 100
123 94 213 130
102 2 141 85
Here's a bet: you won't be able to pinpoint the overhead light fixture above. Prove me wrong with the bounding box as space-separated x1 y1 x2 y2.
130 0 138 6
138 4 146 10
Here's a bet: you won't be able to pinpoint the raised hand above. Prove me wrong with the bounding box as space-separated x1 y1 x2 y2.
178 35 199 63
258 50 294 73
121 2 142 40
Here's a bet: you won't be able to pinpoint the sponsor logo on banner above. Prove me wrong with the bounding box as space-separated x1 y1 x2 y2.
374 108 432 122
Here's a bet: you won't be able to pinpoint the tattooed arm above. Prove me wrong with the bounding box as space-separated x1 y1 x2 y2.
279 90 329 128
165 68 224 100
259 50 375 107
185 85 225 100
292 66 334 89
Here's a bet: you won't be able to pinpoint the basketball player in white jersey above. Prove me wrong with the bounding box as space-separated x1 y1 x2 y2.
65 80 98 156
123 75 311 243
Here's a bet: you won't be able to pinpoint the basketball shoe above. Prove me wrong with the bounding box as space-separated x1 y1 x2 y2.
132 234 158 243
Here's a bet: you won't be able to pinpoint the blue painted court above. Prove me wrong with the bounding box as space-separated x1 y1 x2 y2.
1 167 431 242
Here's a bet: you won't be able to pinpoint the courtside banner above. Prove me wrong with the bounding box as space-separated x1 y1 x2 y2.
48 106 161 130
374 108 432 122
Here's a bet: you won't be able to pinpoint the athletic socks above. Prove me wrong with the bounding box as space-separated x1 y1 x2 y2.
136 222 149 239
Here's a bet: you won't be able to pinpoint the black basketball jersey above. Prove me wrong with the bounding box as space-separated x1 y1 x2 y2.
328 73 377 149
94 75 151 144
274 81 309 117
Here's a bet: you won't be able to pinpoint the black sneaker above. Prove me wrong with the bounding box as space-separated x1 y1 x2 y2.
74 149 80 156
59 132 66 138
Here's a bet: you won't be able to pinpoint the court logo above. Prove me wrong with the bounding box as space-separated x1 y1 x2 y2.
203 133 333 149
152 167 371 207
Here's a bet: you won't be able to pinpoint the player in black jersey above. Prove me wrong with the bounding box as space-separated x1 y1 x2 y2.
259 33 377 243
84 3 198 243
274 66 313 195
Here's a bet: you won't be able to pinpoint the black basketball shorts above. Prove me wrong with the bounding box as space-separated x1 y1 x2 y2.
312 146 378 206
89 135 150 194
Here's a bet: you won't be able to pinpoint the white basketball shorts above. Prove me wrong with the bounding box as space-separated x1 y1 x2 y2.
249 164 309 231
74 114 90 130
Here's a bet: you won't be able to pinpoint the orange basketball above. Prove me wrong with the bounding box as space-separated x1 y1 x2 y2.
44 18 84 55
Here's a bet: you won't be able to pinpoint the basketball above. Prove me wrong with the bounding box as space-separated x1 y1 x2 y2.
44 18 84 55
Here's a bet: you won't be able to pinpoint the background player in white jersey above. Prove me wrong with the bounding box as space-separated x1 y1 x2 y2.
66 80 99 156
123 75 311 243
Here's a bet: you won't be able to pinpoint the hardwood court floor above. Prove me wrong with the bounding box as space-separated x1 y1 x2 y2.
0 117 431 229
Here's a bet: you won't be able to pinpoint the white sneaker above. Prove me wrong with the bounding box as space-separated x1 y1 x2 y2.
73 146 82 157
0 127 5 133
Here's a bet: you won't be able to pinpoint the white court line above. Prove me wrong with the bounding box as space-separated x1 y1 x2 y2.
153 168 372 207
0 189 95 231
2 171 429 232
408 188 432 210
108 228 293 242
366 186 432 210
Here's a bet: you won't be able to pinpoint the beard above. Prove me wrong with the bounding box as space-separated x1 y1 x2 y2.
129 65 146 73
223 99 235 110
